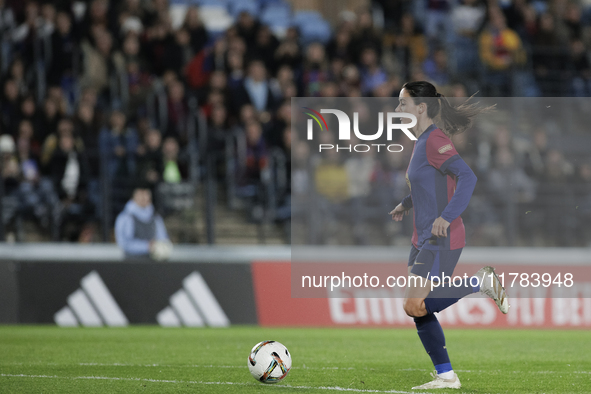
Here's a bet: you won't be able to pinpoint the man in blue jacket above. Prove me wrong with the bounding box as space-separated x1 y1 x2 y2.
115 185 169 257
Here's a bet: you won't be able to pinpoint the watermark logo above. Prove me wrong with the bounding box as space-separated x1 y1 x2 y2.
302 107 329 135
302 108 417 153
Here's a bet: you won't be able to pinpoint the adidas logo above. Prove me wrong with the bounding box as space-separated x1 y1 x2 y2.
157 271 229 327
54 271 128 327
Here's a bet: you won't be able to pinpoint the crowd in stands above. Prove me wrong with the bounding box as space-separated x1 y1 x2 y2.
0 0 590 246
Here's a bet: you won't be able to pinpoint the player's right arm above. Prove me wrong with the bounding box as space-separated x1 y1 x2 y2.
390 195 412 221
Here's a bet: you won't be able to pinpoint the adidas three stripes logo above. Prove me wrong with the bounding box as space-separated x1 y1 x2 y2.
54 271 128 327
53 271 228 327
157 272 229 327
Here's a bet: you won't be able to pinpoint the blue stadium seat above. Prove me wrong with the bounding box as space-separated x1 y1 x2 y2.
262 2 290 15
228 0 259 17
292 10 322 27
298 18 331 44
193 0 229 6
260 5 291 27
259 0 287 5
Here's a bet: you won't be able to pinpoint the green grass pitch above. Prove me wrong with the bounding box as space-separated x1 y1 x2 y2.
0 326 590 393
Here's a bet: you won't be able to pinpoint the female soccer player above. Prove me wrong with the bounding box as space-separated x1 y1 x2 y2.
389 81 509 390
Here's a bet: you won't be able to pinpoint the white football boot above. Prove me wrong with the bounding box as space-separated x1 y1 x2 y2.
412 371 461 389
476 266 509 314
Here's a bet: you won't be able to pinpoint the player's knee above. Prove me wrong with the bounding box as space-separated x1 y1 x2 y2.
403 299 424 318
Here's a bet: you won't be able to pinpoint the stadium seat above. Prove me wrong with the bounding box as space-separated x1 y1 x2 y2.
199 5 235 32
260 5 291 27
262 2 290 13
292 10 323 27
192 0 229 6
259 0 288 5
298 18 331 44
228 0 260 17
169 4 188 30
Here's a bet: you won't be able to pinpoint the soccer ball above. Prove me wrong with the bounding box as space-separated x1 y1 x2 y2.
247 341 292 383
150 240 173 261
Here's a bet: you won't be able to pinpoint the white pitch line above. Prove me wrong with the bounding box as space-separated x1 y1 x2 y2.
0 374 420 393
1 363 589 376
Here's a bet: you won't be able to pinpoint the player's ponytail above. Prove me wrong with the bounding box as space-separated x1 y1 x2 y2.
402 81 494 135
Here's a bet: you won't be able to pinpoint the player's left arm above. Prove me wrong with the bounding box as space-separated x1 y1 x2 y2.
439 158 477 223
426 131 477 237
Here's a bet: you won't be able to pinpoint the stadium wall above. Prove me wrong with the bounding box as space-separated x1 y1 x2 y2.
0 244 589 329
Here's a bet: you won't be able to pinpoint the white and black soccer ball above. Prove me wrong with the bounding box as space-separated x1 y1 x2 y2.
247 341 292 383
150 240 173 261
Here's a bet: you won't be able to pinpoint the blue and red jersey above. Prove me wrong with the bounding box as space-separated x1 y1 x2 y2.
401 124 477 251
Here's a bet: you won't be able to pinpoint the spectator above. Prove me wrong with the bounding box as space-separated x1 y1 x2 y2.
350 8 381 63
239 121 267 198
115 185 170 258
81 28 122 96
183 7 208 54
8 57 29 96
120 34 153 113
523 127 549 180
41 118 84 173
49 131 94 242
226 49 245 90
163 28 193 75
422 47 450 87
302 43 329 97
266 100 291 149
532 13 569 96
424 0 452 46
162 136 184 183
253 25 280 73
345 139 376 244
48 11 78 86
233 59 277 114
0 134 20 196
74 103 100 178
16 129 56 231
1 79 20 134
486 148 537 245
0 0 15 36
16 94 40 136
388 13 427 79
537 149 576 246
208 104 230 153
46 85 69 116
136 128 163 186
326 27 353 62
479 8 525 96
38 98 60 144
314 136 348 204
274 27 302 70
563 2 583 41
235 11 260 49
16 119 40 161
451 0 486 77
570 39 591 96
201 70 229 116
359 46 387 95
99 110 138 180
165 79 190 143
487 148 537 205
10 2 39 65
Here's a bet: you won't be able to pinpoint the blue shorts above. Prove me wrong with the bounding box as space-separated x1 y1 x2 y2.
407 245 463 281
